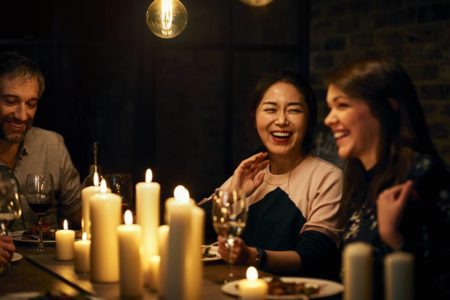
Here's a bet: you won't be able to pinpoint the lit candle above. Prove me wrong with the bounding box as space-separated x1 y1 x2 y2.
238 267 268 300
56 219 75 261
135 168 160 285
164 185 195 224
148 255 160 291
74 232 90 273
343 242 373 300
158 225 169 297
81 171 100 239
118 210 143 298
384 252 414 300
90 179 122 283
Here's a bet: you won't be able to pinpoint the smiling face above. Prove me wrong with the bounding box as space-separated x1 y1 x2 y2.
255 81 308 161
324 84 380 169
0 75 39 144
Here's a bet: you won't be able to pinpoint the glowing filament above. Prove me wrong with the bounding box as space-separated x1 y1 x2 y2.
161 0 173 33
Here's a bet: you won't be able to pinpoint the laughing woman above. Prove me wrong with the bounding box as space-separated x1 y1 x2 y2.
202 71 343 279
324 58 450 299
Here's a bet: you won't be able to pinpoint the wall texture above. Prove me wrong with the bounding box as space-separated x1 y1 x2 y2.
310 0 450 164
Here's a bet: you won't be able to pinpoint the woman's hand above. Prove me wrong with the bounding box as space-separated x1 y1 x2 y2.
229 152 269 197
377 180 413 249
217 237 256 265
0 235 16 264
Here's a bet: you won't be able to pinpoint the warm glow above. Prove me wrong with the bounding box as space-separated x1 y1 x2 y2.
100 179 107 193
82 232 87 241
93 171 99 186
145 168 153 183
124 210 133 225
174 185 189 204
246 266 258 281
161 0 173 32
63 219 69 230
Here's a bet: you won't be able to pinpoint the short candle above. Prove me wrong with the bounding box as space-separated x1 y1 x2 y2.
56 219 75 261
74 232 90 273
239 267 268 300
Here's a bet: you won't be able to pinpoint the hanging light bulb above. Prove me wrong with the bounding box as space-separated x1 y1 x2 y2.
146 0 188 39
240 0 274 7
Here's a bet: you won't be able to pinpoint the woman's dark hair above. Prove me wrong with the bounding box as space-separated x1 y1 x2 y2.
327 57 441 218
250 70 317 155
0 51 45 97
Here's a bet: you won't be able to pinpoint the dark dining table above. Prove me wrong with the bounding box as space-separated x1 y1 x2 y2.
1 243 343 299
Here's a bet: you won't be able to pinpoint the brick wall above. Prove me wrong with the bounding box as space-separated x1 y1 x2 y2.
310 0 450 164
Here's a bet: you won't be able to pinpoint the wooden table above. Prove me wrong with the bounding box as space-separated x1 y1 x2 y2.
0 244 251 299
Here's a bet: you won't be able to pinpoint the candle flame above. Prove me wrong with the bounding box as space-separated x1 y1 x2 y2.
82 232 87 241
63 219 68 230
93 171 99 186
100 179 107 193
246 266 258 281
174 185 190 204
124 210 133 225
145 168 153 183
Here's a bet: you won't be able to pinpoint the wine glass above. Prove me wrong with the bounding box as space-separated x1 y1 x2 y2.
212 188 247 283
105 173 133 214
0 172 22 273
25 174 54 254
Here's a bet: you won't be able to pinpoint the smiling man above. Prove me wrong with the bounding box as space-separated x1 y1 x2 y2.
0 52 81 231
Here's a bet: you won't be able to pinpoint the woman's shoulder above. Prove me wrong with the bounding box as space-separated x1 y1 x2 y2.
301 156 343 175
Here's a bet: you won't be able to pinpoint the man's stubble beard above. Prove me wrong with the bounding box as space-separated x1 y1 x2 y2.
0 119 33 144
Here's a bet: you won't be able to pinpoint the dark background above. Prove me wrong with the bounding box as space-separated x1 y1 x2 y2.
0 0 449 203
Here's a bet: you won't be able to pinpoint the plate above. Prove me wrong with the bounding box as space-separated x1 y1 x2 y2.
222 277 344 299
11 252 23 262
202 245 221 262
11 230 56 244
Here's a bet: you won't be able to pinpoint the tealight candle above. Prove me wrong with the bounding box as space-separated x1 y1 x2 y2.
238 267 268 300
343 242 373 300
56 219 75 261
384 252 414 300
118 210 143 298
90 179 122 283
74 232 90 273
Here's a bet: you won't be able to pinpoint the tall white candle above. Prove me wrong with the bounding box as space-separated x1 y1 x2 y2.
384 252 414 300
118 210 143 298
56 219 75 261
158 225 169 297
239 267 268 300
136 168 160 285
165 186 192 300
90 179 122 283
74 232 90 273
343 242 373 300
81 171 100 239
185 206 204 300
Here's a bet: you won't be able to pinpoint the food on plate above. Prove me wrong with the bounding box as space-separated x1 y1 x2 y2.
202 245 218 258
22 221 55 240
236 277 319 297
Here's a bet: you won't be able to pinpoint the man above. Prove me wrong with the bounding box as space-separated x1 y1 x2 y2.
0 52 81 231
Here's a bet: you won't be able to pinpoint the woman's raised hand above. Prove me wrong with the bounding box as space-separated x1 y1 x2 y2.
0 235 15 264
377 180 414 249
229 152 269 197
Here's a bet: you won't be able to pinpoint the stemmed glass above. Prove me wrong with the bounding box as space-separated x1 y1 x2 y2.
105 173 133 214
0 173 22 273
212 188 247 283
25 174 54 253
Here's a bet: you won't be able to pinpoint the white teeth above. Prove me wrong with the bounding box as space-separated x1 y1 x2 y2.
272 132 290 137
333 131 347 139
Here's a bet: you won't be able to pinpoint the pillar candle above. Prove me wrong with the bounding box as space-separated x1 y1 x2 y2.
384 252 414 300
74 232 90 273
136 168 160 284
118 210 143 298
148 255 160 291
158 225 169 297
343 242 373 300
81 171 100 239
90 179 122 283
164 196 195 224
56 219 75 261
238 267 268 300
185 206 204 300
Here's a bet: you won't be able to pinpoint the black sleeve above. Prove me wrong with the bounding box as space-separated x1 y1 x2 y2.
294 230 341 281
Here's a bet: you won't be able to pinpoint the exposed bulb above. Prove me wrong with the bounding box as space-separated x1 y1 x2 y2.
146 0 188 39
240 0 274 7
